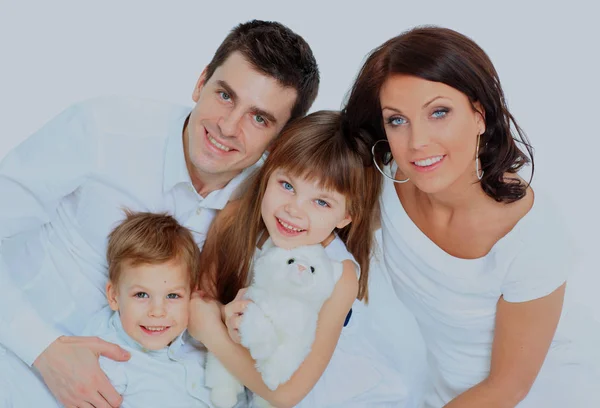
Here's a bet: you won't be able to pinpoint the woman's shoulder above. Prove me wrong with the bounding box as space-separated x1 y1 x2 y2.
508 187 570 244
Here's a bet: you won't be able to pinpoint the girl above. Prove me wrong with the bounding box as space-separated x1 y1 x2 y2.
345 26 600 407
188 111 408 407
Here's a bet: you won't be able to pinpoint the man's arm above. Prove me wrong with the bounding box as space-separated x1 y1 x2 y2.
0 102 95 362
0 101 129 408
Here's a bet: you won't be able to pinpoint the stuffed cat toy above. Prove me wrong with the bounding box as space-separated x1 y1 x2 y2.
205 241 343 408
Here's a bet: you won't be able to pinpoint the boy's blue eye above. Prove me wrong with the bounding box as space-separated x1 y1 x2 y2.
134 292 149 299
219 91 231 101
166 293 180 299
315 199 329 207
282 181 294 191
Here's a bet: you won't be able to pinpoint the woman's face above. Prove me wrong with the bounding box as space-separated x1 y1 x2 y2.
379 74 485 194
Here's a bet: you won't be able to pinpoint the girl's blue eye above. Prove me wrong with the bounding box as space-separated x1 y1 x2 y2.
134 292 149 299
166 293 180 299
432 108 449 119
282 181 294 191
315 199 329 208
387 116 406 126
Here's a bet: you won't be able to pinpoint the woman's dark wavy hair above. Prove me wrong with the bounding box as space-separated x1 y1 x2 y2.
344 26 533 203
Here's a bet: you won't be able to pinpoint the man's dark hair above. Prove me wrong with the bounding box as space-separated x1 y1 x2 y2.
205 20 319 121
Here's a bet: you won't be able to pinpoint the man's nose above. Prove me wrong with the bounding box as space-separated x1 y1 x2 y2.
218 108 244 138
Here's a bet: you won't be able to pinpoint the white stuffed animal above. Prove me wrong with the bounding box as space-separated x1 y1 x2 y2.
205 241 343 408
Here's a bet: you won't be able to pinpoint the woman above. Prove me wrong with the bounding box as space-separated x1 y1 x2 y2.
345 26 599 407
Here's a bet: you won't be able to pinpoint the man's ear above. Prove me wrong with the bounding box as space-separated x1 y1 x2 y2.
192 67 208 103
106 281 119 311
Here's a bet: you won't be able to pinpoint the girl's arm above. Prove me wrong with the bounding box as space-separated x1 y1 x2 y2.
189 261 358 408
445 283 565 408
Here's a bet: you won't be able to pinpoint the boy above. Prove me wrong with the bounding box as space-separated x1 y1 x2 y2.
83 211 245 407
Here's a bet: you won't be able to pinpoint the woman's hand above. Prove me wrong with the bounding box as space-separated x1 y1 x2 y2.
222 288 251 344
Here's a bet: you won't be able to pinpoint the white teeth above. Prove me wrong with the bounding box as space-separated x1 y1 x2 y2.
414 155 444 167
277 218 304 232
208 134 231 152
144 326 167 331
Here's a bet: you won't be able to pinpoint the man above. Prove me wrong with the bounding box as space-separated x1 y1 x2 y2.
0 19 319 407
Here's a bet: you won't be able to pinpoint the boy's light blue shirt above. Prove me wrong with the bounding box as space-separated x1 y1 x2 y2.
83 306 249 408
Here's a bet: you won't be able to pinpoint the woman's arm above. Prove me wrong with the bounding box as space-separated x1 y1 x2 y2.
445 283 565 408
189 261 358 408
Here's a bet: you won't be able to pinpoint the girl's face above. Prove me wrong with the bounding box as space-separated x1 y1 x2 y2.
379 74 486 194
260 169 352 250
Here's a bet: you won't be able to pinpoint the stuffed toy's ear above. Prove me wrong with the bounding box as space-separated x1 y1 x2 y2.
332 261 343 284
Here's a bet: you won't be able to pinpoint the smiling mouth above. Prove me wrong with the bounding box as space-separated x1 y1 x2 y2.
276 217 306 233
207 133 233 152
140 325 171 335
412 155 445 167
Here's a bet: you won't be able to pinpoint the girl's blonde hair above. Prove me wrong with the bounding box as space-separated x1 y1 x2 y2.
199 110 381 303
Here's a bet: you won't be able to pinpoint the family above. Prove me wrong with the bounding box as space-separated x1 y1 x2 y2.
1 19 598 408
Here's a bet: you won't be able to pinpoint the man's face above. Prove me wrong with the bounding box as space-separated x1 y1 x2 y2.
185 52 298 190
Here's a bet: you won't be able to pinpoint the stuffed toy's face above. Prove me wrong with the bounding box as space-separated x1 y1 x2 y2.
252 244 343 305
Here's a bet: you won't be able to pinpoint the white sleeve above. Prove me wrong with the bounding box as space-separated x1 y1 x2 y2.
324 236 360 278
0 102 98 365
500 204 574 303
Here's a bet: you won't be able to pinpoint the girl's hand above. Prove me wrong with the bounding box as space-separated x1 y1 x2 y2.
187 291 224 343
222 288 251 344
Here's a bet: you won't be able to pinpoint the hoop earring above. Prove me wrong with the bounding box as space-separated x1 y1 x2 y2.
371 140 410 184
476 132 484 180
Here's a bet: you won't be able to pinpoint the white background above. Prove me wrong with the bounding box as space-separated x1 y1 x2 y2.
1 1 598 319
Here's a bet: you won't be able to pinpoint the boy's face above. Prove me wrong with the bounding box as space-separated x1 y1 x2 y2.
106 259 191 350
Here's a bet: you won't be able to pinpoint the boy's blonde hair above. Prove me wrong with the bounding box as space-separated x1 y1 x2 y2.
107 211 200 288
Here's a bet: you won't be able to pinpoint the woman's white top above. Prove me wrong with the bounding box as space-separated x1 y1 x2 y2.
379 174 600 407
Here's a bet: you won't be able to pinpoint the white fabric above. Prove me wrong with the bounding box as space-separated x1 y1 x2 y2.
250 236 413 407
0 96 258 401
81 307 248 408
379 174 600 407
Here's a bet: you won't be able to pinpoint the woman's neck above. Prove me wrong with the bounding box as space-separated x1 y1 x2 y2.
408 173 492 221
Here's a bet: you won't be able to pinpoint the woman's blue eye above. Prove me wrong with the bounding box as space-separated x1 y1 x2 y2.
134 292 149 299
315 199 329 207
254 114 266 125
219 91 231 101
432 109 449 119
166 293 180 299
387 116 406 126
282 181 294 191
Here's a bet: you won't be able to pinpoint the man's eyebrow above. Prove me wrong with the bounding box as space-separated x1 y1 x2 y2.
216 80 238 101
216 80 278 124
250 106 277 124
